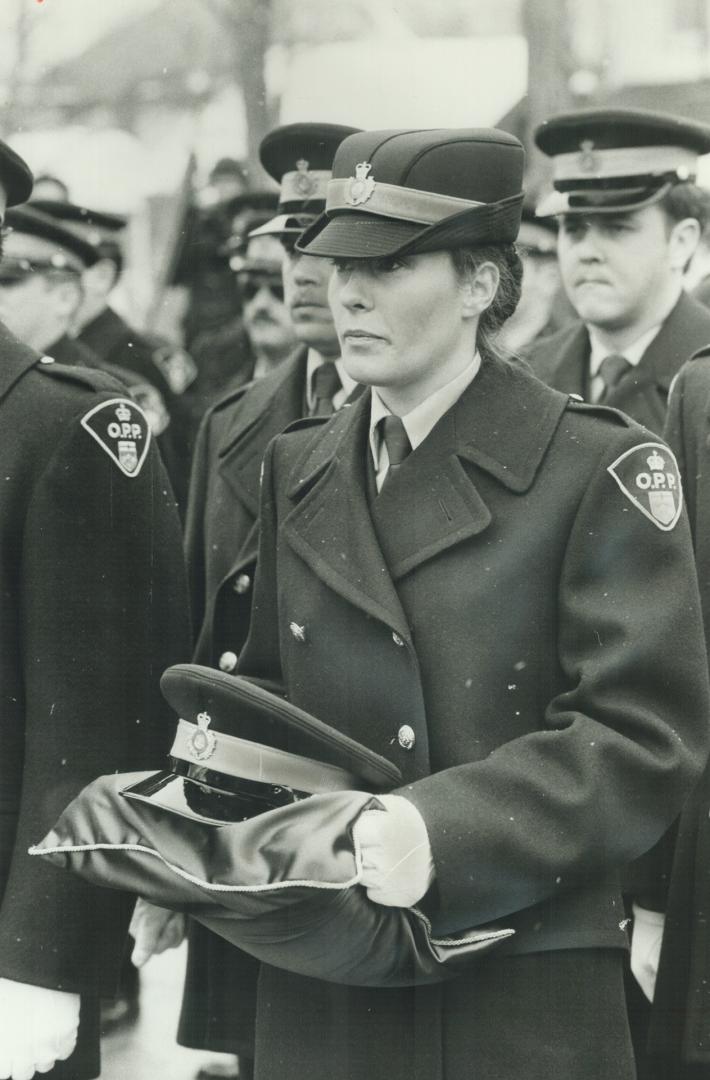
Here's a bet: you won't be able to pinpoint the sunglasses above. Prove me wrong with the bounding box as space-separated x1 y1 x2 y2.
238 275 284 303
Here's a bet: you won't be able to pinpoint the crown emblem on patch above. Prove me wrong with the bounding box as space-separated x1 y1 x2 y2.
578 139 598 173
647 450 665 471
346 161 376 206
115 402 131 422
294 158 316 196
188 711 217 761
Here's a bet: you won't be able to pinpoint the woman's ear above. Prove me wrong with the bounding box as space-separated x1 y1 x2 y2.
460 261 500 320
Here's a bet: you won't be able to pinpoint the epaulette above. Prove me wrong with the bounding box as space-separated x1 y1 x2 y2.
37 358 124 395
211 379 255 415
282 415 330 436
565 396 631 427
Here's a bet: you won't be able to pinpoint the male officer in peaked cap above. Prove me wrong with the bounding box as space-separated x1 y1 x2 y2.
129 122 360 1080
527 107 710 435
0 144 190 1080
210 126 710 1080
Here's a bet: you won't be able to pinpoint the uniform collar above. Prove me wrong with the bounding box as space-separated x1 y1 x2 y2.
588 323 663 375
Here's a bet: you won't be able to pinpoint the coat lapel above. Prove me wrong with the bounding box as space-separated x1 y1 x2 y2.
284 359 569 625
217 349 307 519
533 323 589 397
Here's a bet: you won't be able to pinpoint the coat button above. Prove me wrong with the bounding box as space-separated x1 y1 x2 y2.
397 725 416 750
39 355 55 365
218 650 238 673
392 631 405 647
232 573 251 595
289 622 307 643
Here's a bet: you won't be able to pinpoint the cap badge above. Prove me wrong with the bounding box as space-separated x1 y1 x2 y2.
294 159 316 197
346 162 376 206
578 140 598 173
189 711 217 761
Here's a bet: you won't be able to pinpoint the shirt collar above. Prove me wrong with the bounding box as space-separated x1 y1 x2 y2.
369 352 481 471
588 323 663 376
306 349 357 411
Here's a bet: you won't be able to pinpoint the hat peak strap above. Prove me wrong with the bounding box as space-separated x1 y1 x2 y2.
171 718 359 794
327 178 482 225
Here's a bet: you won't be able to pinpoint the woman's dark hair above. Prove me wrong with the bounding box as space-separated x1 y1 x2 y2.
449 243 523 361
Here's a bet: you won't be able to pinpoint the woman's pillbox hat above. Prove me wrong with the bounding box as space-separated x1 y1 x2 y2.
296 127 525 259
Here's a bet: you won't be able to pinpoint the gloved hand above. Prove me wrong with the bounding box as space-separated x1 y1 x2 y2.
0 979 80 1080
352 793 435 908
630 902 666 1002
129 898 186 968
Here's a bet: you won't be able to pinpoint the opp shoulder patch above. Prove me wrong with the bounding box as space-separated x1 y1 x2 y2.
81 398 152 478
607 441 682 531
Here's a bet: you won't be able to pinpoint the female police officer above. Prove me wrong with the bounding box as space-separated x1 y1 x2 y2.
235 128 710 1080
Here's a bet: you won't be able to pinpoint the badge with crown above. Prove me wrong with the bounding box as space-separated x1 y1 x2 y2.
188 711 217 761
607 442 682 531
346 162 376 206
578 139 598 173
294 159 316 197
80 397 151 478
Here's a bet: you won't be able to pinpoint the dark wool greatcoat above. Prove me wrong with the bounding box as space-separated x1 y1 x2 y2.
235 356 710 1080
179 347 309 1056
0 323 190 1078
645 353 710 1080
527 290 710 436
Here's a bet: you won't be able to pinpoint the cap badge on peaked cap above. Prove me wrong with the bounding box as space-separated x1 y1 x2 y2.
579 140 598 173
294 159 316 197
346 162 376 207
188 711 217 761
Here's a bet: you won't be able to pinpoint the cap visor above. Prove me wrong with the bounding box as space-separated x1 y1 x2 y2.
299 212 424 258
249 213 313 239
121 771 296 827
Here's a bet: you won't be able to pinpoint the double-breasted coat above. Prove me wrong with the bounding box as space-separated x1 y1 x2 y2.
0 322 190 1078
235 355 710 1080
179 346 310 1056
527 290 710 435
645 352 710 1079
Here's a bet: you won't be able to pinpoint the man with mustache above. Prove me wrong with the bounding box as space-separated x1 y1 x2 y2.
132 122 359 1080
528 108 710 436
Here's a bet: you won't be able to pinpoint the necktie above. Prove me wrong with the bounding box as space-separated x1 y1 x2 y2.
597 354 631 403
310 363 342 416
379 415 411 491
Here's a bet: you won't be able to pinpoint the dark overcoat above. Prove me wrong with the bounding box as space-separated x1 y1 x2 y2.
527 291 710 435
647 353 710 1078
235 356 710 1080
179 347 309 1056
185 346 308 666
0 323 190 1078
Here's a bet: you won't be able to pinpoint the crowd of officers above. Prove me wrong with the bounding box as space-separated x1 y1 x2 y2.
3 102 710 1080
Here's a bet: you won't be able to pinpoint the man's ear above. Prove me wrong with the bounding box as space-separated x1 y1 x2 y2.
460 261 500 320
669 216 701 272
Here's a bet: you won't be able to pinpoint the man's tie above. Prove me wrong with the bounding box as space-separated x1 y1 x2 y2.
598 354 631 403
310 363 342 416
379 414 412 491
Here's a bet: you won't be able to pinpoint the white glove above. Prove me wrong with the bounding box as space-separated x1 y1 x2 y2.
630 902 666 1003
129 898 186 968
352 794 435 908
0 979 80 1080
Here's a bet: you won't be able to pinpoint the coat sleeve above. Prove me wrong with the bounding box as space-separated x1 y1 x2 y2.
0 393 191 994
184 409 212 644
404 424 710 933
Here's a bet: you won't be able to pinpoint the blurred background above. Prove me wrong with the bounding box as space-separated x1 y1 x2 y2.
4 0 710 335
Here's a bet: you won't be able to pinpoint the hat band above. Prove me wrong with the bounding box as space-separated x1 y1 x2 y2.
281 169 331 205
171 719 359 794
553 144 697 184
327 178 482 225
